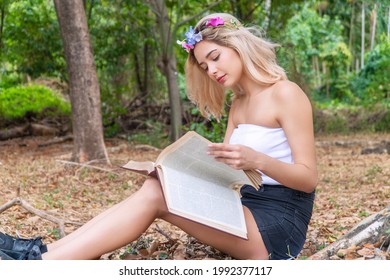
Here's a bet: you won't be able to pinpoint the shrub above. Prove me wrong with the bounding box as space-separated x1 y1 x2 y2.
351 36 390 105
314 103 389 134
0 84 71 121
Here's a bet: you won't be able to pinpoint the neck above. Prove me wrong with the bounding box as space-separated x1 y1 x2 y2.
238 76 270 96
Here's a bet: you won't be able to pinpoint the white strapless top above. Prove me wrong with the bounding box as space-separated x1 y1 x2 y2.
229 124 293 185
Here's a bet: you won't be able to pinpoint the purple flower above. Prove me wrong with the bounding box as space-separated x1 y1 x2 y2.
185 26 202 45
206 17 224 27
177 26 203 51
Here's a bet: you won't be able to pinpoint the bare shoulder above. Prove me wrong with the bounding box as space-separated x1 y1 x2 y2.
271 80 308 102
271 80 313 125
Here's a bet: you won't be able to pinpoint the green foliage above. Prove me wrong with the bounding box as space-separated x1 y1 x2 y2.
183 92 232 143
0 72 22 89
89 0 168 137
186 108 227 143
104 122 121 138
1 0 65 78
313 102 389 134
351 36 390 105
47 228 61 240
0 0 387 136
127 120 170 148
0 84 70 120
280 4 352 100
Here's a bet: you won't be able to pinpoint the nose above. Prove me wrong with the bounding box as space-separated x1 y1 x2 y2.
207 63 217 76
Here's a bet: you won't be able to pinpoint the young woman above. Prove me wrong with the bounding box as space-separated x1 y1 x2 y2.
0 13 317 260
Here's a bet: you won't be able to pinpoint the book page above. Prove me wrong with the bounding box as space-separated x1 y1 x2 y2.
157 132 251 187
161 165 246 237
121 160 156 177
156 132 250 238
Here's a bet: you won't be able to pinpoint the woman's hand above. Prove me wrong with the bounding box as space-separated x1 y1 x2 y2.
207 143 262 170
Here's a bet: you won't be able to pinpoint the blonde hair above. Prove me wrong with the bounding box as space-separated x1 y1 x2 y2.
185 13 287 119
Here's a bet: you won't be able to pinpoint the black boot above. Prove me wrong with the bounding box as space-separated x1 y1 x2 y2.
0 232 47 254
0 244 42 260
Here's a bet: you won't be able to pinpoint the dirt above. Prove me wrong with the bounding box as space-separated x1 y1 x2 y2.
0 132 389 260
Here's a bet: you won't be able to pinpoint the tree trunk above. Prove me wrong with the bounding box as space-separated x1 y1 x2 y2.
312 56 320 88
164 55 182 141
150 0 182 141
53 0 109 164
369 3 377 50
309 205 390 260
0 1 6 50
361 1 365 68
388 7 390 37
348 1 355 73
263 0 271 32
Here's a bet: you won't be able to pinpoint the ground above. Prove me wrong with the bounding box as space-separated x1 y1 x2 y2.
0 132 389 260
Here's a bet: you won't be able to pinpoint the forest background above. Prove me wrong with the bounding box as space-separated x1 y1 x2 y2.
0 0 389 145
0 0 390 262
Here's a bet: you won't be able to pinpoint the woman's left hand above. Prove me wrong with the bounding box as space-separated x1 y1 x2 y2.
207 143 261 170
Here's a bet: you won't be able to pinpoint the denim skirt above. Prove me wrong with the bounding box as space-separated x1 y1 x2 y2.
240 184 315 260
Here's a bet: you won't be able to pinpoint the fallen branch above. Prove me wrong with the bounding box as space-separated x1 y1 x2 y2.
38 135 73 147
0 123 60 141
155 224 175 242
134 144 161 152
56 159 120 176
29 123 59 136
0 124 30 140
0 196 83 238
309 205 390 260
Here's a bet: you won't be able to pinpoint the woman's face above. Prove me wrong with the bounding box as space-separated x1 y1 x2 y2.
193 40 243 88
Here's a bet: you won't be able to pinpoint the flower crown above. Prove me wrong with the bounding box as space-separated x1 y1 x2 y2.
177 16 239 52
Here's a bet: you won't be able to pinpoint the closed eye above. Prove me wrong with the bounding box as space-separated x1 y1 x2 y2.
199 54 220 72
212 54 220 61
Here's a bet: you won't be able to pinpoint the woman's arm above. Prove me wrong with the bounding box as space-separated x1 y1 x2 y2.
223 101 237 144
270 81 318 192
209 81 318 193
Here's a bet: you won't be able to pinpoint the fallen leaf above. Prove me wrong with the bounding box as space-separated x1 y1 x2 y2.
138 248 150 257
122 253 143 260
363 243 375 249
357 247 374 258
173 244 187 260
148 241 160 255
27 216 40 224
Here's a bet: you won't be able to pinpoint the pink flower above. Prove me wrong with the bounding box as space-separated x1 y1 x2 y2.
206 17 224 27
182 42 194 50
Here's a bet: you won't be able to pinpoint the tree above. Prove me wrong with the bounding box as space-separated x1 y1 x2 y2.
0 0 64 79
362 1 365 68
147 0 183 141
86 0 165 138
369 3 377 50
279 5 352 99
0 0 6 50
147 0 224 141
53 0 109 164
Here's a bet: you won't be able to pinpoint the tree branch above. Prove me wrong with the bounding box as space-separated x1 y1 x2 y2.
177 0 224 27
309 205 390 260
56 159 120 175
0 197 83 238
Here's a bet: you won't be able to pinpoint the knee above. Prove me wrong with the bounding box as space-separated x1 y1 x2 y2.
138 178 166 207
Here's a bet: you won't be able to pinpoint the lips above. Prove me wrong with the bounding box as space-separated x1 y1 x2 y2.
216 75 226 83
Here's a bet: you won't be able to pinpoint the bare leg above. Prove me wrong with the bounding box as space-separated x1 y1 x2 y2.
42 178 268 260
161 206 269 260
46 196 134 252
42 178 164 259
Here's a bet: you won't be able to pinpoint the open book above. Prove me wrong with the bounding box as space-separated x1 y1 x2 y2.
122 131 262 239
